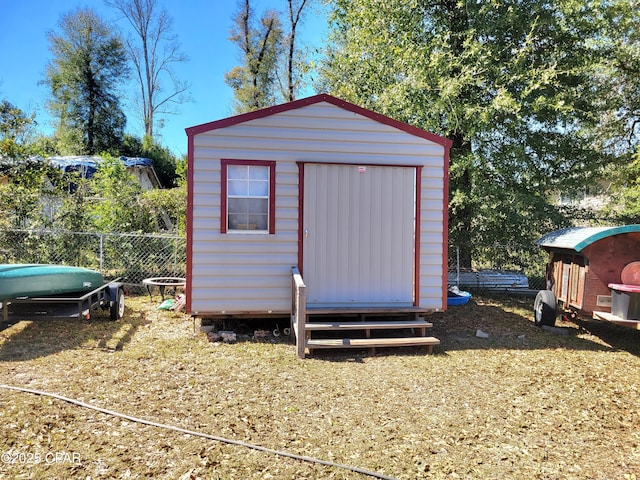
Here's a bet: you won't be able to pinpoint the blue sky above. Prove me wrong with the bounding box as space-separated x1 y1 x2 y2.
0 0 328 157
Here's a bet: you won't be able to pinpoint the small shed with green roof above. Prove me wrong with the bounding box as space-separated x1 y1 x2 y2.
534 225 640 329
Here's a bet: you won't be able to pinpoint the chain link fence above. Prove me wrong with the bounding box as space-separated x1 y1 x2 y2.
0 229 185 291
0 229 547 296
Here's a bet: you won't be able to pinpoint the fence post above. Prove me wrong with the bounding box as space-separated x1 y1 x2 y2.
99 233 104 273
173 236 179 275
4 228 188 286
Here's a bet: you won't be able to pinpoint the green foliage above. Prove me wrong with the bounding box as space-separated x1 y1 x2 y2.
605 148 640 223
320 0 638 266
43 8 129 155
29 135 60 157
83 154 184 234
140 135 178 188
86 155 153 233
0 100 38 158
3 53 179 238
0 159 66 230
175 156 187 187
54 173 94 232
140 185 187 235
120 134 179 187
0 101 36 143
0 152 185 236
120 134 144 157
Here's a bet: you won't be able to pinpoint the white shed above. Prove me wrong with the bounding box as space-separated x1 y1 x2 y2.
185 94 450 354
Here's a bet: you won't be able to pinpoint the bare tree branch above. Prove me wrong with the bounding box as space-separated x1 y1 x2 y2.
285 0 309 101
106 0 189 139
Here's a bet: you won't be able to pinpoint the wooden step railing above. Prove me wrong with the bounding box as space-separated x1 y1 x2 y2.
291 267 307 359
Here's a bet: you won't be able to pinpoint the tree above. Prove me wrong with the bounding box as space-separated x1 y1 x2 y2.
44 8 129 155
320 0 633 267
107 0 189 139
225 0 313 111
225 0 284 113
0 100 37 158
121 133 179 187
87 155 153 232
0 101 63 231
140 183 186 234
283 0 310 102
0 159 66 230
595 2 640 220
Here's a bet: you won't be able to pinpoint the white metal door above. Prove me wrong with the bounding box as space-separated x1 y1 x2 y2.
302 163 416 306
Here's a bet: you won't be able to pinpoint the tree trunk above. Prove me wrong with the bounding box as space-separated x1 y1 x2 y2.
286 0 307 102
449 133 474 269
445 3 474 268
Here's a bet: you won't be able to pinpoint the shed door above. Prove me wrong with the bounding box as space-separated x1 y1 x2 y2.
302 163 416 306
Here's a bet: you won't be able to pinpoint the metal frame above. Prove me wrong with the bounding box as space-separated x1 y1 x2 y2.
2 278 123 322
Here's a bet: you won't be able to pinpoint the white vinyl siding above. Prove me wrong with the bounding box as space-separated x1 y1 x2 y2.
189 101 446 315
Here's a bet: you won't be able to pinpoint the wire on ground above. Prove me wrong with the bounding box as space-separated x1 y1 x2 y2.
0 383 397 480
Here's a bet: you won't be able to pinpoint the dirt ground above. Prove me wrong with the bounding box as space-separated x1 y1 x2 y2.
0 294 639 479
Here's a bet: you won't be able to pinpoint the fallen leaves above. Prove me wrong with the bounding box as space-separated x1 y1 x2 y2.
0 295 639 478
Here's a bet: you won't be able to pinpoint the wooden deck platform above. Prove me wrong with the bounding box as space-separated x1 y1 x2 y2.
593 311 640 330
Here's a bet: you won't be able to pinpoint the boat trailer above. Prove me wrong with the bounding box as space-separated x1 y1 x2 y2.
1 278 125 323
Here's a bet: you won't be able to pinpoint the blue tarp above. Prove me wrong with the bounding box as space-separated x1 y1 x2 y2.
48 156 99 177
47 156 154 179
120 156 153 168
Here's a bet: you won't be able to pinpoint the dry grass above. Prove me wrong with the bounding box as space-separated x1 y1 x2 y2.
1 294 639 479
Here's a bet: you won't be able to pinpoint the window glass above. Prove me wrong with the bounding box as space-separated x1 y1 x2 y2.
228 165 247 179
249 167 269 180
228 179 247 196
248 180 269 196
225 163 271 232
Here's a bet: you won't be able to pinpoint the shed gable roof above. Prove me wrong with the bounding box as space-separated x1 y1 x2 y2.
185 94 452 148
536 225 640 252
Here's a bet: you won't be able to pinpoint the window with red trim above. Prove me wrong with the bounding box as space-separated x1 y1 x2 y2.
221 160 276 233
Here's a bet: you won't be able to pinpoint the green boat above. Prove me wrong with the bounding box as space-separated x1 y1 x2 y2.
0 264 105 301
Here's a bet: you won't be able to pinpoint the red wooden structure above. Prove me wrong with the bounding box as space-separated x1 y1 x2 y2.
535 225 640 330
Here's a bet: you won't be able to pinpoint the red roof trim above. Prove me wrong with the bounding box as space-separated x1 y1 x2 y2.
414 166 422 307
297 162 305 274
296 160 423 169
220 161 229 234
441 147 450 311
185 132 195 314
185 94 452 148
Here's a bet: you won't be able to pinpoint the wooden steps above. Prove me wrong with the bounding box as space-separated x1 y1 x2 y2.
302 317 439 356
305 306 430 315
307 336 440 352
305 319 433 332
290 266 440 358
